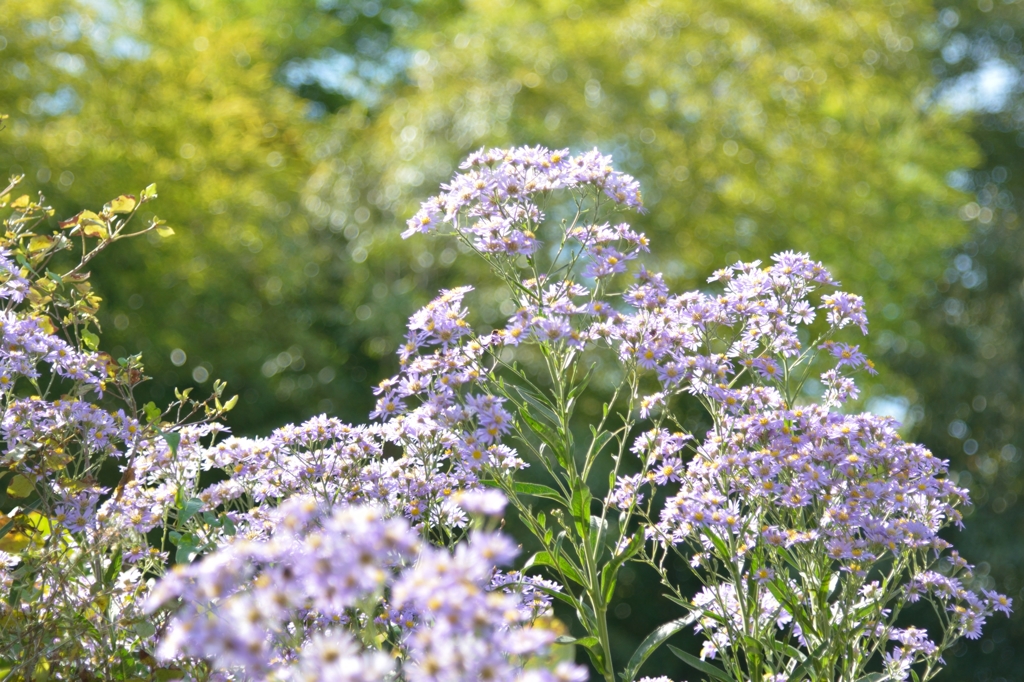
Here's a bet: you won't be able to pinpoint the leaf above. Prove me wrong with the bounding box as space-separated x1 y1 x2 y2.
103 551 123 586
621 613 699 682
555 635 600 649
133 620 156 638
518 406 568 466
785 641 829 682
27 235 53 252
144 401 162 424
600 531 646 603
6 475 35 499
35 316 56 335
175 533 199 564
161 430 181 455
667 644 732 682
524 550 585 586
141 183 158 201
570 481 592 536
852 675 887 682
511 481 565 504
10 195 29 209
156 225 175 237
524 580 580 611
178 497 204 524
81 221 109 239
108 194 137 214
80 329 100 351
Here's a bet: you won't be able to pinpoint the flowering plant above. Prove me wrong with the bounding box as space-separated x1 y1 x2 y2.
394 145 1010 682
0 137 1009 682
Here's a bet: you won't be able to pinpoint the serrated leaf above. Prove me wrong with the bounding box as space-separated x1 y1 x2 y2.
108 194 136 214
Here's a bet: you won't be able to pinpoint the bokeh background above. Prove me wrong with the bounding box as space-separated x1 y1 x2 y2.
2 0 1022 679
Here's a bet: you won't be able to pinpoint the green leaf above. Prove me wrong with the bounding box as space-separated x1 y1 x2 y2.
668 644 732 682
621 613 699 682
103 551 123 586
785 641 829 682
518 405 569 467
141 183 158 201
852 675 886 682
161 430 181 455
512 481 566 504
80 329 100 351
525 580 582 611
555 635 600 649
177 497 203 523
601 531 645 603
174 533 199 564
524 550 585 586
143 401 162 424
133 619 156 638
570 481 592 536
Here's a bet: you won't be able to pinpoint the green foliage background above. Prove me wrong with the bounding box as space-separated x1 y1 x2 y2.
2 0 1022 678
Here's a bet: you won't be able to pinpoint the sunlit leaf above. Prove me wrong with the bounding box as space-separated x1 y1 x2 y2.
108 194 137 214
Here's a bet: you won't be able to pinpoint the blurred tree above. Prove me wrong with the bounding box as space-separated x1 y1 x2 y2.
891 1 1024 680
0 0 358 433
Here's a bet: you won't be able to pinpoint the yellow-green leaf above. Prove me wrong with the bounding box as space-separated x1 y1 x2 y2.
34 316 56 335
0 530 30 553
81 329 100 350
81 222 109 239
156 225 175 237
7 474 35 498
141 183 158 201
108 194 137 214
27 235 54 252
10 195 29 209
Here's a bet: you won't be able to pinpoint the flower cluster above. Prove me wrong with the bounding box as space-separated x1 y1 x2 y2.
403 146 642 248
148 495 586 682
